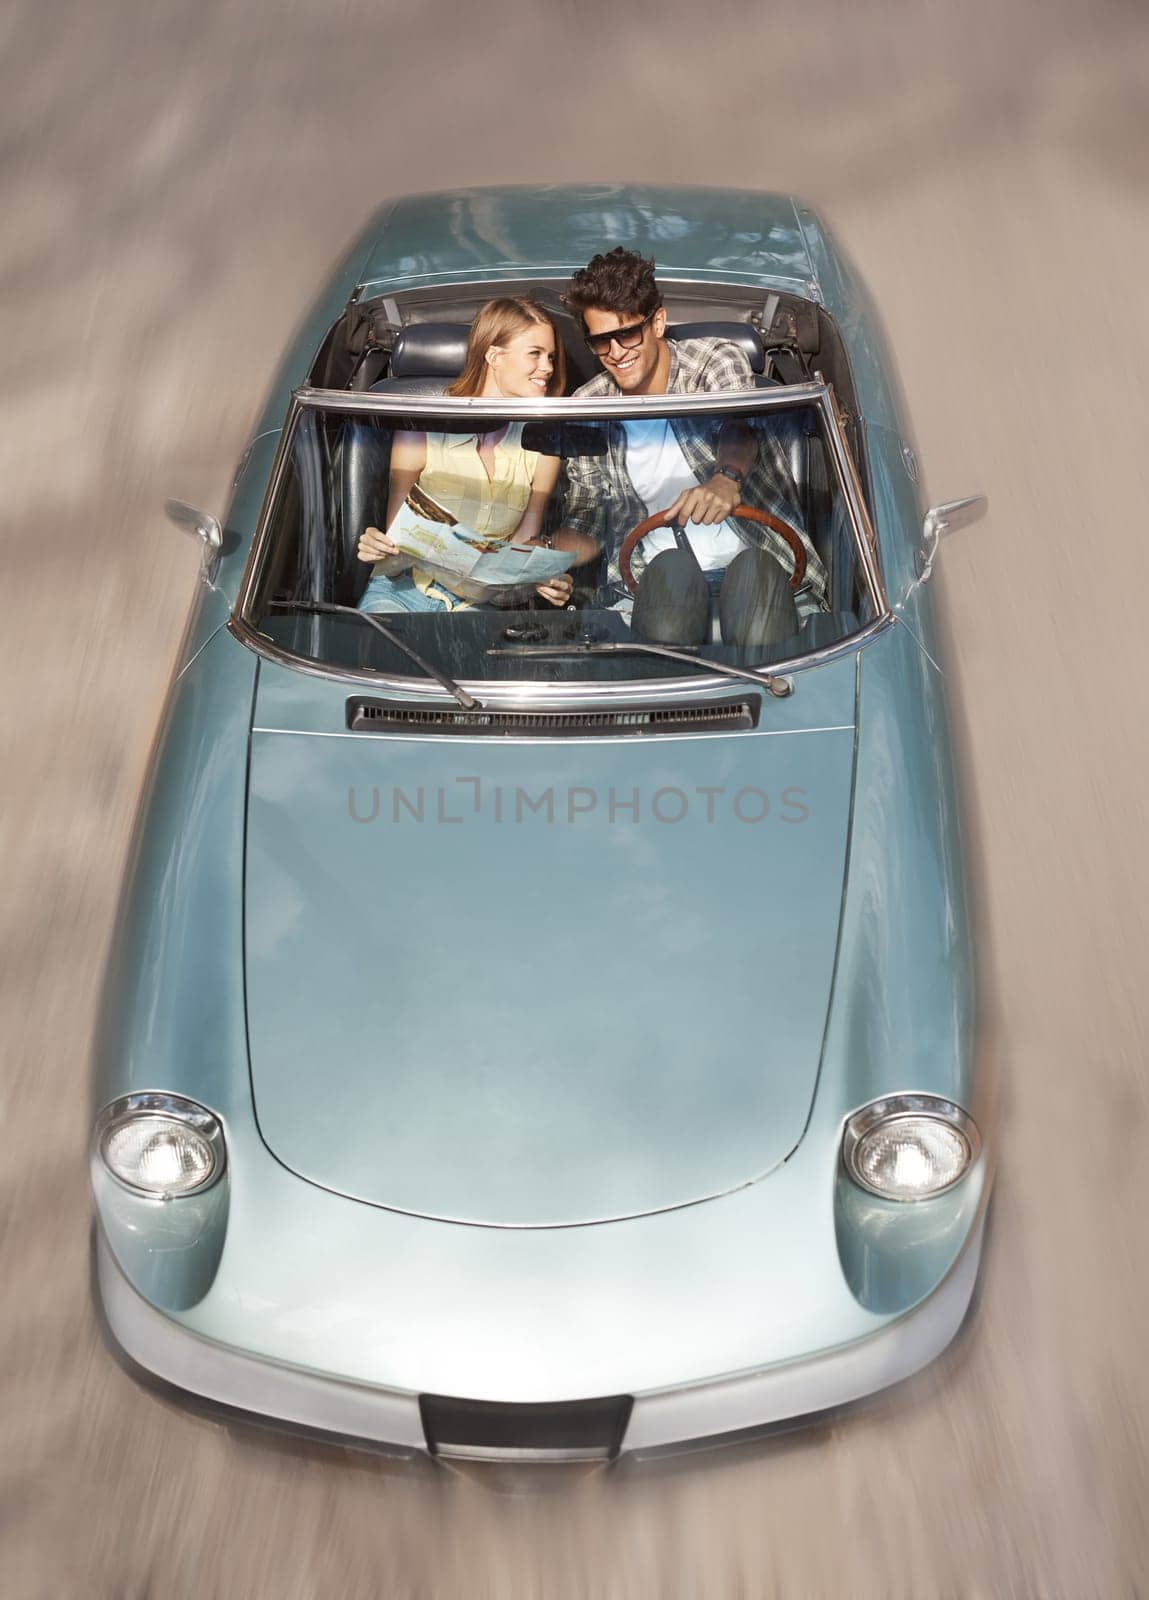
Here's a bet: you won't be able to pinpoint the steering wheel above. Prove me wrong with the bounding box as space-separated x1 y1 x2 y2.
618 504 808 595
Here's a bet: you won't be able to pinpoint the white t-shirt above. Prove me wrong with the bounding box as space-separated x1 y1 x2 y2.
622 419 744 573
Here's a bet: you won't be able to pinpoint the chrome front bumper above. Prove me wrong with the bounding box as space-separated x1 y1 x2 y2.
96 1220 984 1461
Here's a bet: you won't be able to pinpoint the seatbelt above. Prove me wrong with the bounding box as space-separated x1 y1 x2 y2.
766 346 806 385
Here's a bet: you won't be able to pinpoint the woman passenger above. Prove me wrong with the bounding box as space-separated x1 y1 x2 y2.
356 298 573 612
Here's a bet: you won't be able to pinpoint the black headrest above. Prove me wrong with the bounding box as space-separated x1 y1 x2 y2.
666 322 765 375
389 317 766 382
370 375 447 396
390 322 470 378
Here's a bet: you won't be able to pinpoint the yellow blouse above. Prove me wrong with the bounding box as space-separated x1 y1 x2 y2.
393 425 540 606
421 424 539 538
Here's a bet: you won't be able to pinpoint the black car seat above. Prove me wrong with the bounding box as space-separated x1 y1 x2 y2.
375 322 468 393
336 326 465 603
337 414 394 604
664 321 768 376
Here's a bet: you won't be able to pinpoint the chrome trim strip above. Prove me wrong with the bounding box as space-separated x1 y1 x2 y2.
433 1444 610 1464
355 270 819 298
231 383 894 702
291 380 828 417
250 723 855 743
233 403 303 623
822 386 885 601
174 619 228 682
892 607 944 676
231 426 282 489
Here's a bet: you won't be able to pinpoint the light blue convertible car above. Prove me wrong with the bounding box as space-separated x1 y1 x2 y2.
92 185 991 1464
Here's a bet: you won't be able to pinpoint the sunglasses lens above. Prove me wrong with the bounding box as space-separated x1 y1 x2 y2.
587 318 648 355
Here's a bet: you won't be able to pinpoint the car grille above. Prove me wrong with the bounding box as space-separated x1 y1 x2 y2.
346 696 758 736
419 1393 634 1463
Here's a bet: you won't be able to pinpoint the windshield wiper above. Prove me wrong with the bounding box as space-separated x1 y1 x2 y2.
268 600 480 709
488 639 793 697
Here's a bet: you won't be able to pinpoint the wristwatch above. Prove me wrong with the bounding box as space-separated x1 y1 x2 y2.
715 463 745 488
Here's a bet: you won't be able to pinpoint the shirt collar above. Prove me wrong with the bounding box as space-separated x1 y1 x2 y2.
595 340 682 398
665 339 685 393
443 425 517 450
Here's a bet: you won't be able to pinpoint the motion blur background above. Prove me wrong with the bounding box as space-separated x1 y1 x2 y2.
4 0 1149 1592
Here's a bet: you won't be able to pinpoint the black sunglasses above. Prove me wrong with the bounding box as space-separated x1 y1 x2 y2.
583 313 656 357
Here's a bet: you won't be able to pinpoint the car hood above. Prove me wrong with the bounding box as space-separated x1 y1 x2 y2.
244 683 856 1226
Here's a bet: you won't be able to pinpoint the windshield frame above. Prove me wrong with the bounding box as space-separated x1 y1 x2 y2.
230 381 892 702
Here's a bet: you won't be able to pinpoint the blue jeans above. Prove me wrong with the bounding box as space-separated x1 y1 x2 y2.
359 573 467 614
631 547 799 648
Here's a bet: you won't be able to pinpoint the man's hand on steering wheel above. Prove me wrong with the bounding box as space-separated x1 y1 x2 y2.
619 503 808 596
664 471 742 528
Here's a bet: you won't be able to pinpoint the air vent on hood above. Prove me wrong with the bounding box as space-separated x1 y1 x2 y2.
346 696 759 736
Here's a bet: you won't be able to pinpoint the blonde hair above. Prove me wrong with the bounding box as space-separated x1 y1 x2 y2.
448 298 566 397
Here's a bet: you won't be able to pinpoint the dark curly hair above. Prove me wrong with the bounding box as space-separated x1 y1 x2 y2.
563 247 662 324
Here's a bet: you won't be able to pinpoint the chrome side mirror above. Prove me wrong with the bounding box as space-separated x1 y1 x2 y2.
165 499 223 586
917 494 987 583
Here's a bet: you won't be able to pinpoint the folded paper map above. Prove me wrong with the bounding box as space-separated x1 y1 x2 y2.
384 484 575 589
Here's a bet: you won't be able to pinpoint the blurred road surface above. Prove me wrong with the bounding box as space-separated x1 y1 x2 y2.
4 1 1149 1593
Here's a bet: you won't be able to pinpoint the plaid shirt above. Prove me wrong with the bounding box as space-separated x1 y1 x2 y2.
566 339 827 615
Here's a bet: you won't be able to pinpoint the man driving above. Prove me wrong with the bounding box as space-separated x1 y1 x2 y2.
553 247 827 646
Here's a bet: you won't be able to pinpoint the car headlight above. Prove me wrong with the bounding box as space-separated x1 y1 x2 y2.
842 1095 980 1202
95 1093 225 1199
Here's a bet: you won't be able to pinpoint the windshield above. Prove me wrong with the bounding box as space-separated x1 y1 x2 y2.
240 388 884 688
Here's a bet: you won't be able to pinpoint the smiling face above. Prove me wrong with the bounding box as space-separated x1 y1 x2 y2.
583 305 669 394
482 320 558 398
